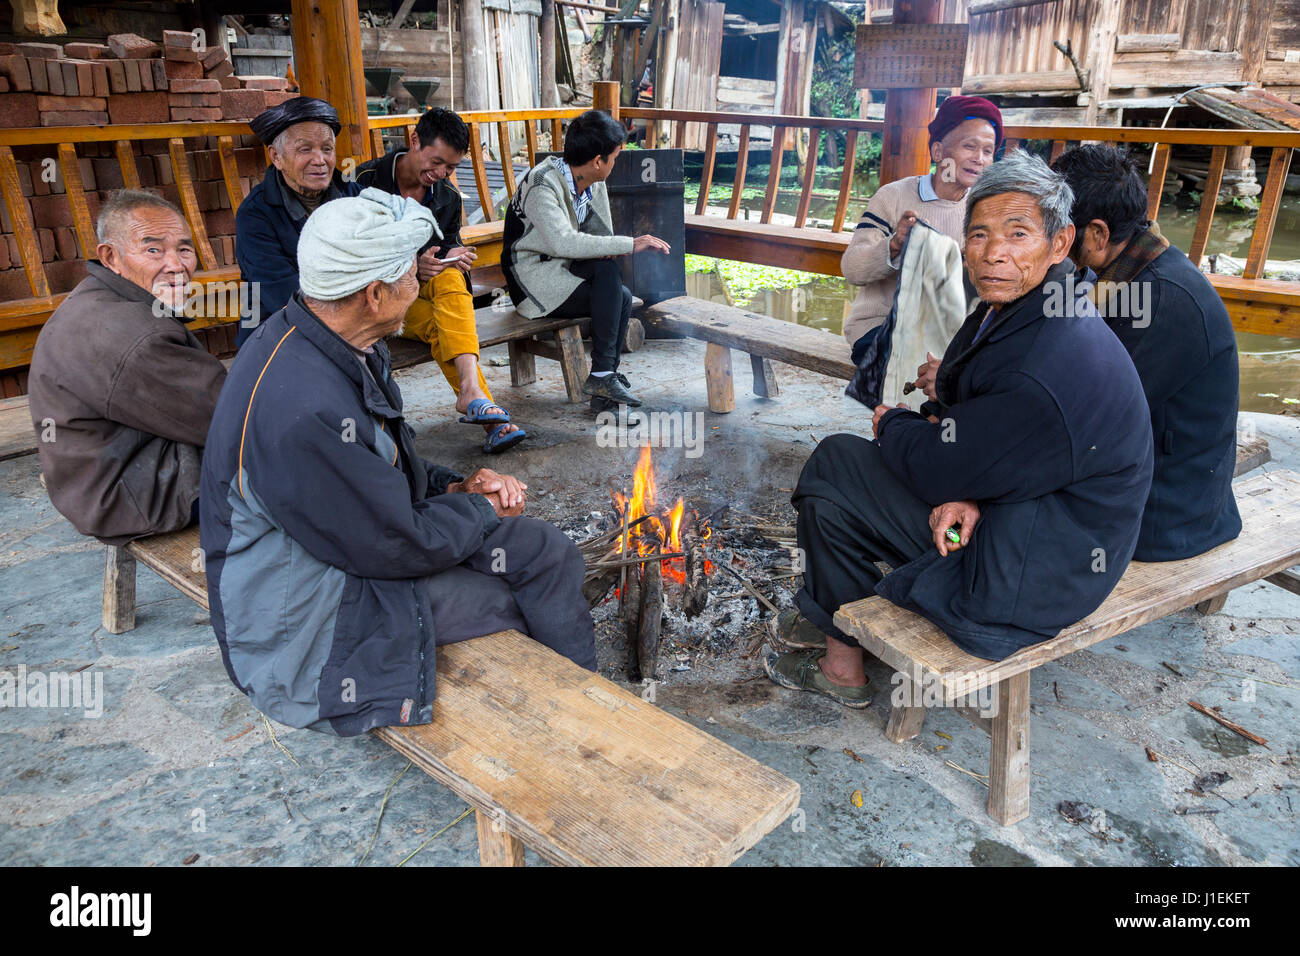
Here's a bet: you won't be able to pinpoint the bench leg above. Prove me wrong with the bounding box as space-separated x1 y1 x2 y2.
555 324 588 403
705 342 735 413
508 339 537 387
622 316 645 353
884 672 927 743
750 354 780 398
475 809 525 866
987 672 1031 826
1195 593 1229 615
102 545 137 634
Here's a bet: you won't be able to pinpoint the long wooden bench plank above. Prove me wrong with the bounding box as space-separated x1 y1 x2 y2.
376 629 800 867
109 525 800 866
644 295 856 380
833 469 1300 700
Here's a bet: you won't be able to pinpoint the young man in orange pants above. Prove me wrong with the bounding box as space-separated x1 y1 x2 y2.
356 108 527 453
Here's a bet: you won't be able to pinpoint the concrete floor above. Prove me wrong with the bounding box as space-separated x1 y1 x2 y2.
1 335 1297 867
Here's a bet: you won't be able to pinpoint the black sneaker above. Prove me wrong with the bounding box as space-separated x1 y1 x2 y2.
583 372 642 407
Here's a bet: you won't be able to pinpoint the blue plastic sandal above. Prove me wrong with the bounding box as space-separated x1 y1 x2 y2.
458 397 510 425
483 423 527 454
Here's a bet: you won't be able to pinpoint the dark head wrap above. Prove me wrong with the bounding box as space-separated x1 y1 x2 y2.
249 96 341 146
928 95 1003 148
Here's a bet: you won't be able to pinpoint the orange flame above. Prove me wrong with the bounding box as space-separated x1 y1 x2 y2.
612 446 705 585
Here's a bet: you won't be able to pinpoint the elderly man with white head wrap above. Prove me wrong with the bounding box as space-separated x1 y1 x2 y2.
201 188 596 736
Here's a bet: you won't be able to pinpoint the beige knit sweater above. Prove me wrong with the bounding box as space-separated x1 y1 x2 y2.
840 174 968 346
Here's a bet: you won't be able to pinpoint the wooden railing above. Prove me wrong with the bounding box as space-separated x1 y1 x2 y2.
2 105 1298 383
369 108 587 223
625 107 1300 339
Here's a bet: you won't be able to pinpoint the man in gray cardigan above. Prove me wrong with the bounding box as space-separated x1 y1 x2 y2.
502 110 670 407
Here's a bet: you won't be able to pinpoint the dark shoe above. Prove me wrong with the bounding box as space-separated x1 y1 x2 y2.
769 609 826 650
762 649 871 709
582 372 641 407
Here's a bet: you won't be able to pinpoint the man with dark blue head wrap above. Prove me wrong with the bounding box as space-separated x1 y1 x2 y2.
234 96 361 347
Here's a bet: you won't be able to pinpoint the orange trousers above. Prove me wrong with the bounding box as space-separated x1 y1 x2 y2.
399 266 492 400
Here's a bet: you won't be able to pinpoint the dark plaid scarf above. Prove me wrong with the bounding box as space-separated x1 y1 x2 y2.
1088 219 1170 302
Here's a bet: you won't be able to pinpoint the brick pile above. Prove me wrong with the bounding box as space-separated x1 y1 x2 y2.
0 32 294 128
0 31 302 303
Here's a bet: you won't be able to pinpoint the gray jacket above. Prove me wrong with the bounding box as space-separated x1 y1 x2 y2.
502 159 633 317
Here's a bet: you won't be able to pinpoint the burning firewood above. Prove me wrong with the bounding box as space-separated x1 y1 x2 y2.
623 545 643 676
635 539 664 683
681 510 709 618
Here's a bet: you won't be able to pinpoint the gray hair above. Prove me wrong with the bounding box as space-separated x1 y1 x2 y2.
964 151 1074 238
95 189 186 245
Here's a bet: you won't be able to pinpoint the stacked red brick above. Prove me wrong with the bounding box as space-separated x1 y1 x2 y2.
0 33 294 128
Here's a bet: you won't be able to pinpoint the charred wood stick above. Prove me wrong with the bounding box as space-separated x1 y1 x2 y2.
635 541 664 683
581 568 620 606
579 513 654 555
682 517 708 619
717 562 780 616
588 552 683 574
623 555 642 676
1188 701 1270 749
617 497 631 615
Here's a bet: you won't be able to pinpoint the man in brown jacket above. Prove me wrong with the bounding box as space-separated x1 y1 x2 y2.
28 190 227 544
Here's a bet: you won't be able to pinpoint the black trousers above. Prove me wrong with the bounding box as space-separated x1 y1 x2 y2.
546 258 633 374
793 434 933 647
422 515 597 670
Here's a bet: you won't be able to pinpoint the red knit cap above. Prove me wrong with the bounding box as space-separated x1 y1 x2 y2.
928 95 1002 148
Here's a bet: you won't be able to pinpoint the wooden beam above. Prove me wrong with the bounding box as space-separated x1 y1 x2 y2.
56 144 98 261
115 141 141 189
1244 147 1292 279
879 0 939 185
461 0 491 111
968 0 1055 13
964 70 1087 94
169 138 217 271
1114 33 1180 54
831 129 859 232
1188 145 1226 268
496 122 516 196
0 146 50 298
291 0 370 163
728 123 750 220
540 0 559 110
695 122 718 216
1147 143 1171 220
761 125 784 224
467 123 494 222
794 128 819 228
216 135 245 212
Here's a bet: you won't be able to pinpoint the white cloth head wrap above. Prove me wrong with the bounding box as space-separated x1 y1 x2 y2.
297 187 440 301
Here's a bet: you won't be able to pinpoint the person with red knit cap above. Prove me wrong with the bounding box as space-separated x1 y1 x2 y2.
840 95 1003 350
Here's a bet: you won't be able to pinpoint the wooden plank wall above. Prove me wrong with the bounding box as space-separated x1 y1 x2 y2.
671 0 726 151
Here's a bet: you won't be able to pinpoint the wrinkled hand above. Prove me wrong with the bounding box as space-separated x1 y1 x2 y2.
889 210 919 261
417 247 452 282
915 350 942 401
446 245 477 275
872 402 908 438
448 467 528 517
929 500 980 557
631 234 671 255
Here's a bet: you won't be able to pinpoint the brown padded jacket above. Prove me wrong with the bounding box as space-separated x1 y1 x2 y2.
27 262 227 545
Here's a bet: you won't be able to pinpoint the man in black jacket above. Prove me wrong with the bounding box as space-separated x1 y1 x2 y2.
1053 144 1241 561
766 153 1153 707
355 108 527 454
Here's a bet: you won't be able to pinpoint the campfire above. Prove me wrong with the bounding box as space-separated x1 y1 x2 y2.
579 446 714 682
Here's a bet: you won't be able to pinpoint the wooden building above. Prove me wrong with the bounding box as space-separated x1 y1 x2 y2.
862 0 1300 123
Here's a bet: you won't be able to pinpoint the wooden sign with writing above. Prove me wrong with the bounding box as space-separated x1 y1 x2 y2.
854 24 970 89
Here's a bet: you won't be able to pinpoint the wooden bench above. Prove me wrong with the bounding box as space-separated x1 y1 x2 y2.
832 469 1300 826
644 295 855 412
100 526 801 866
